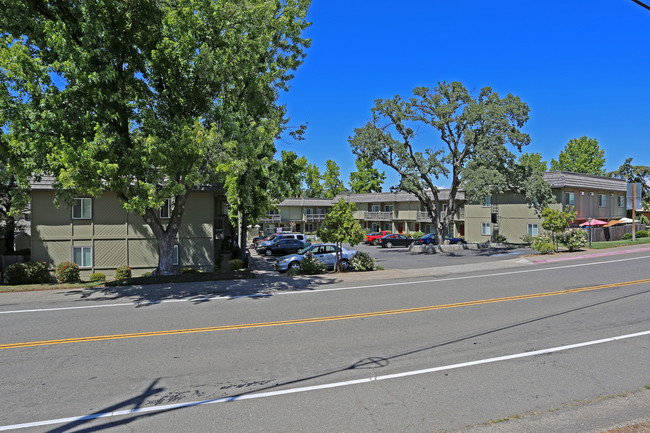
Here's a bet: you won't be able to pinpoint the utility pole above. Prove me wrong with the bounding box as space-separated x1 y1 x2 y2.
632 183 637 242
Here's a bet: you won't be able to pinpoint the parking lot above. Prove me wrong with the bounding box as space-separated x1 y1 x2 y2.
251 241 536 272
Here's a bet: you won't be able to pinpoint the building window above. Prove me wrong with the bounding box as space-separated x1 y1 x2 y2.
72 198 92 219
305 208 313 215
527 223 539 236
317 208 327 215
371 204 380 213
371 223 380 232
172 244 179 265
305 223 315 232
481 222 491 236
565 192 575 207
384 205 393 213
73 246 92 268
482 196 491 207
160 199 171 219
598 194 607 207
618 195 625 207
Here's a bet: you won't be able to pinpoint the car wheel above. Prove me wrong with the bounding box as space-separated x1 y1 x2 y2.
289 261 300 270
264 249 272 256
372 239 379 246
386 241 393 248
340 259 349 270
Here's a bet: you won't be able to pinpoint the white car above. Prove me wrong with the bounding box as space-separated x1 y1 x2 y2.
275 243 358 272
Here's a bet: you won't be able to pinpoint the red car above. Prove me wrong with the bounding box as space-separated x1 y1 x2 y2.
365 230 392 245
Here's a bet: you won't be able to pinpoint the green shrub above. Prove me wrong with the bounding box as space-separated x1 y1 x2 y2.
228 259 245 271
56 261 80 283
349 251 375 271
3 261 48 285
115 265 132 280
622 233 633 240
90 272 106 282
520 234 534 246
141 272 152 277
180 268 202 274
494 234 507 244
299 252 326 274
636 230 648 238
3 263 26 285
560 229 588 251
531 234 554 254
285 268 300 277
412 231 425 239
376 265 385 270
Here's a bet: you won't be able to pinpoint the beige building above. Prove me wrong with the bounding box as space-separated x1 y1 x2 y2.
28 171 629 278
464 171 628 243
30 178 229 279
257 171 629 244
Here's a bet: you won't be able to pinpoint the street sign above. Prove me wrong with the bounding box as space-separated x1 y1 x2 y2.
627 183 643 210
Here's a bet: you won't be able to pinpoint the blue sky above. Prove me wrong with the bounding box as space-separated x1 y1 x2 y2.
277 0 650 190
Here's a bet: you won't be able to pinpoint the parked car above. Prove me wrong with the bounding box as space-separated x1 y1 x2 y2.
257 238 308 256
365 230 391 245
256 233 306 249
413 233 467 245
378 233 415 248
275 243 358 272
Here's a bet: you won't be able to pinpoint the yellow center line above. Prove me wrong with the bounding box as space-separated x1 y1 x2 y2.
2 278 650 350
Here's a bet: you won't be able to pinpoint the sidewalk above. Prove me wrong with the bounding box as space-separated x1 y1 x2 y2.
247 244 650 289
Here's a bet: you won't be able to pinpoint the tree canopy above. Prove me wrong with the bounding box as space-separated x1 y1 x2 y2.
349 81 543 244
348 156 385 194
322 159 346 199
1 0 311 273
316 198 364 272
550 136 606 175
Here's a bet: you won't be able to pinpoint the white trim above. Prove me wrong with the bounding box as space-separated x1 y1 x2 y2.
72 246 92 268
71 198 92 219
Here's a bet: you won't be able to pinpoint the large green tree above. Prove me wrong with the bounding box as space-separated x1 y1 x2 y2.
349 81 541 245
322 159 346 198
550 136 606 175
302 162 323 198
348 156 386 194
1 0 311 274
609 158 650 210
316 198 364 272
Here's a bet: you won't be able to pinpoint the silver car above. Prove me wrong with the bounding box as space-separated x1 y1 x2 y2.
275 243 358 272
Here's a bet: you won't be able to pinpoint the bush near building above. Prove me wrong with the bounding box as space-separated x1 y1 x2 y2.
56 262 80 283
3 261 50 285
115 266 132 280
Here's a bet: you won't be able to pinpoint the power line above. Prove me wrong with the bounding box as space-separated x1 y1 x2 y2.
631 0 650 11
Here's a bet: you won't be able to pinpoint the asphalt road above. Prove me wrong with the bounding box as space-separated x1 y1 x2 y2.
1 248 649 432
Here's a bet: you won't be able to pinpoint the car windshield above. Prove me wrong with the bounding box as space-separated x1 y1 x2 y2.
297 245 314 255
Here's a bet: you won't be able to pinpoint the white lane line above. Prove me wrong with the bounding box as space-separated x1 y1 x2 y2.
2 254 650 315
2 329 649 432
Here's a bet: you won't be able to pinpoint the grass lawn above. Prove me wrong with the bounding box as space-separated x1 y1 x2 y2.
0 269 254 293
589 237 650 249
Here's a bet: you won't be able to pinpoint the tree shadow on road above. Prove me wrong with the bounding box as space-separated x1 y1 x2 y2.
42 287 649 431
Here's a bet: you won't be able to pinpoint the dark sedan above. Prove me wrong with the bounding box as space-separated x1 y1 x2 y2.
257 239 308 256
378 234 415 248
413 233 467 245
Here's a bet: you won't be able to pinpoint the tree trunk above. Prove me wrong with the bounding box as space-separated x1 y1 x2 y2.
335 242 341 272
154 230 177 276
3 214 15 253
239 213 248 263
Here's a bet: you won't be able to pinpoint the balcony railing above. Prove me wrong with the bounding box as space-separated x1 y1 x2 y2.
364 211 392 221
305 213 326 222
259 214 281 223
416 208 464 221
